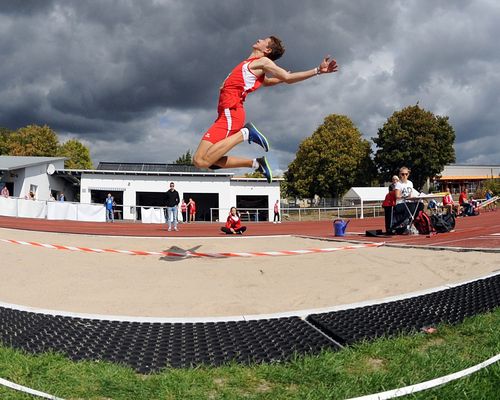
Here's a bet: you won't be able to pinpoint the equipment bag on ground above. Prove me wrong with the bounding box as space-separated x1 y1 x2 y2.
414 211 434 235
431 213 455 233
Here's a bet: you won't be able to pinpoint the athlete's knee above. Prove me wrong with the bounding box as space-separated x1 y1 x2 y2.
193 154 209 169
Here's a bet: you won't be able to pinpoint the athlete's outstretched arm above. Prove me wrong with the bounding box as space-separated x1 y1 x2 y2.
262 56 338 86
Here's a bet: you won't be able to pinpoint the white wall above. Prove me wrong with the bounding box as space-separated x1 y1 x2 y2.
10 160 67 200
80 174 280 221
19 165 52 200
80 173 232 220
229 180 281 221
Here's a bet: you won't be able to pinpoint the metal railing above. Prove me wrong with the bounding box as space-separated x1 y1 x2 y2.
210 205 383 222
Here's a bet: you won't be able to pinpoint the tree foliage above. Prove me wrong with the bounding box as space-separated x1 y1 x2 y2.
475 178 500 198
373 105 456 190
285 114 374 199
7 124 59 156
174 150 193 165
1 124 93 168
58 139 94 169
0 127 13 155
243 171 264 178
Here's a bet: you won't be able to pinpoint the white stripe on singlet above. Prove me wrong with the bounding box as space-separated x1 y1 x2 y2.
242 61 258 92
224 108 232 138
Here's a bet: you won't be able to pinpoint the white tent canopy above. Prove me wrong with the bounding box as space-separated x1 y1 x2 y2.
343 187 389 219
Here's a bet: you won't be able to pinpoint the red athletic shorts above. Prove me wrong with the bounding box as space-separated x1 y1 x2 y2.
202 106 246 144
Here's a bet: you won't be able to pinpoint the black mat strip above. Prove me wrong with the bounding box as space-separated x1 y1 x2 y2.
0 274 498 372
307 274 500 345
0 312 338 373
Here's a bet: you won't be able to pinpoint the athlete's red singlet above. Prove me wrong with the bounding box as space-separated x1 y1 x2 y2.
202 57 265 144
218 57 265 109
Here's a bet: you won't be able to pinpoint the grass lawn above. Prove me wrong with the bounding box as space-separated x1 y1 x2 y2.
0 307 499 399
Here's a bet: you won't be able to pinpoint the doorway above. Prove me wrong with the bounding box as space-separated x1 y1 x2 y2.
236 195 269 222
90 190 124 220
182 193 219 222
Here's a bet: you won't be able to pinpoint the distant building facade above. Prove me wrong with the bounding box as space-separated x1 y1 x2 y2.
0 159 282 222
433 164 499 194
0 156 70 200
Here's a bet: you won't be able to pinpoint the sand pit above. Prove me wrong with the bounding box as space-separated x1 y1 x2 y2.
0 227 498 318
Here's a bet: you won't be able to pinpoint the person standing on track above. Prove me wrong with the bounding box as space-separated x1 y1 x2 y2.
273 199 281 223
193 36 338 183
188 197 196 223
165 182 180 231
180 199 188 223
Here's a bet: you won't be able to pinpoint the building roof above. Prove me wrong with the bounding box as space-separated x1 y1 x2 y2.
97 162 210 173
56 169 234 178
0 156 66 171
51 160 235 181
343 187 389 202
438 164 500 179
438 176 492 181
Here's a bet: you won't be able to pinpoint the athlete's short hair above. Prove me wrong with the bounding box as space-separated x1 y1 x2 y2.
267 36 285 61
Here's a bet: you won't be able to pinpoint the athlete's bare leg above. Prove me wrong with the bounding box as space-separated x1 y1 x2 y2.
211 155 253 169
193 131 252 169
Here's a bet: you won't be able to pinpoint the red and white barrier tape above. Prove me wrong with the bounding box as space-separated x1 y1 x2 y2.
346 353 500 399
0 238 384 258
1 353 497 400
0 377 64 399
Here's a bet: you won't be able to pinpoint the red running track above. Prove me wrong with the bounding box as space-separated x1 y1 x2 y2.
0 211 498 249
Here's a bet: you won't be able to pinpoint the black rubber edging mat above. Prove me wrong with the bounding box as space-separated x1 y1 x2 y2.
0 312 339 373
307 274 500 345
1 274 498 373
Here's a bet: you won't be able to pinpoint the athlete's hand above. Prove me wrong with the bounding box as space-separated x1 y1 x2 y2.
318 56 338 74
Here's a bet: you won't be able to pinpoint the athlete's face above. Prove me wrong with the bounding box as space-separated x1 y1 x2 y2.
253 38 271 54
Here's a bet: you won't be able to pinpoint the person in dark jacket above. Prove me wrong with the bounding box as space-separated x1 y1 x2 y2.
165 182 180 231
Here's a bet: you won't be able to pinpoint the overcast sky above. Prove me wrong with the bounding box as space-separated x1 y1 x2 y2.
1 0 499 172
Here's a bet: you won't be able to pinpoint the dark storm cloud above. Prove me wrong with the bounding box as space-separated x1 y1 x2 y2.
0 0 364 136
0 0 498 166
0 0 55 16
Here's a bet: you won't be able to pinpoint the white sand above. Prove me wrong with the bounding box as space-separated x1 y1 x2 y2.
0 227 498 318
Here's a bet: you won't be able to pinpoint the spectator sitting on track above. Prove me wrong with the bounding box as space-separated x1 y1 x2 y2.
442 187 458 215
221 206 247 234
382 175 399 234
427 199 438 215
391 167 423 233
459 188 473 216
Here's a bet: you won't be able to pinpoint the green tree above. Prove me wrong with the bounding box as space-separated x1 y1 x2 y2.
0 127 13 155
7 124 59 156
174 150 193 165
244 171 264 178
373 104 456 190
58 139 94 169
475 178 500 198
285 114 374 199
